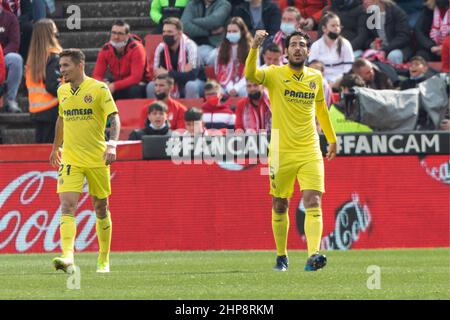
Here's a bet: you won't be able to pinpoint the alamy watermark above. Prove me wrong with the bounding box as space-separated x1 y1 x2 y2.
66 265 81 290
66 5 81 30
366 5 382 30
366 265 381 290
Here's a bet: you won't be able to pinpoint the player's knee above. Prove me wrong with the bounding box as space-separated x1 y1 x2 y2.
272 198 288 214
61 201 77 215
94 203 108 219
304 195 321 209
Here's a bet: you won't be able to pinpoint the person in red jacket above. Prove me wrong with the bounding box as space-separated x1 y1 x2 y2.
278 0 330 30
93 20 149 100
442 35 450 73
139 73 187 130
0 45 5 91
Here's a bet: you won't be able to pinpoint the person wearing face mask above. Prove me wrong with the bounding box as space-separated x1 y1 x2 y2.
234 80 271 132
415 0 450 62
232 0 281 36
129 101 171 140
269 6 303 59
277 0 330 31
140 73 187 130
201 80 236 129
321 0 369 52
93 20 149 99
215 17 252 97
308 12 355 84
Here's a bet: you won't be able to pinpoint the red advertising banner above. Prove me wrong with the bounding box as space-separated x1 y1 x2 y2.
0 155 448 253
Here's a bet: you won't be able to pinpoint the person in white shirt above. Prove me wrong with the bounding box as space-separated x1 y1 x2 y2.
308 12 354 84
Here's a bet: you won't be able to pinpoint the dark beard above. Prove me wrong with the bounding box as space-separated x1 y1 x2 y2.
288 59 305 68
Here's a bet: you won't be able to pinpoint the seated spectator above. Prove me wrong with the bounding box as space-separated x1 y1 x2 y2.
150 0 189 33
442 34 450 72
395 0 427 28
181 0 231 66
0 5 23 112
3 0 33 60
278 0 330 31
308 12 354 84
352 58 394 89
147 17 204 99
330 72 373 133
183 107 205 134
308 60 332 107
141 73 187 130
93 20 149 100
32 0 56 21
215 17 252 97
400 56 437 90
129 101 171 140
269 6 303 55
201 80 235 129
232 0 281 36
362 0 412 64
322 0 370 52
25 19 62 143
235 80 271 132
415 0 449 62
261 43 282 67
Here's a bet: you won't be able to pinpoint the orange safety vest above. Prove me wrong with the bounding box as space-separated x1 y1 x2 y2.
26 48 61 113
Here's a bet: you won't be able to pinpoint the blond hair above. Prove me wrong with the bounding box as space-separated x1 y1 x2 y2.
26 19 62 83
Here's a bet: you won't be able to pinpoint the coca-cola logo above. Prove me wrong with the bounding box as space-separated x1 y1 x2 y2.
420 157 450 185
0 171 98 253
296 193 372 250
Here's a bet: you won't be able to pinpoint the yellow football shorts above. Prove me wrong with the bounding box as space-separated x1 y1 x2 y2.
269 153 325 198
57 164 111 199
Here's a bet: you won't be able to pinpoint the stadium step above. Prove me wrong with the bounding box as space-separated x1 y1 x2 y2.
59 1 150 19
53 16 153 33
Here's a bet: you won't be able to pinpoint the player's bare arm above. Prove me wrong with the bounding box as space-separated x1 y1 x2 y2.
50 116 64 168
326 143 337 161
252 30 268 49
104 112 121 165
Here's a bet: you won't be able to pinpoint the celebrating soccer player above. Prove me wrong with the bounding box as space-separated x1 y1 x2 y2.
245 30 337 271
49 49 121 273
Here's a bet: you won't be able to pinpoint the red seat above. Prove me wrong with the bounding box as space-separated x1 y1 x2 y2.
144 34 163 79
116 99 154 140
428 62 443 72
204 66 216 80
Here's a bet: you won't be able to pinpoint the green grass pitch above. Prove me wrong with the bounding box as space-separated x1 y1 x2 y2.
0 248 448 300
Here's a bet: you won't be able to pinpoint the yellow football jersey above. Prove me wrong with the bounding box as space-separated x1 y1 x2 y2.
245 48 336 158
57 77 118 167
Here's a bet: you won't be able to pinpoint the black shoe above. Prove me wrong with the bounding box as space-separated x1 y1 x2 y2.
273 255 288 272
4 101 22 113
304 253 327 271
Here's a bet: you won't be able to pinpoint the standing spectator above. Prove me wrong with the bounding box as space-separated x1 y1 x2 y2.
261 43 282 67
129 101 171 140
150 0 190 33
308 12 354 84
400 56 437 90
93 20 149 99
0 4 23 112
351 58 394 89
322 0 370 52
3 0 33 60
181 0 231 66
201 80 235 129
25 18 61 143
142 73 187 130
362 0 412 64
308 60 332 107
215 17 252 97
32 0 55 21
278 0 331 30
415 0 449 62
233 0 281 36
147 17 204 98
395 0 426 28
235 80 271 132
270 6 303 56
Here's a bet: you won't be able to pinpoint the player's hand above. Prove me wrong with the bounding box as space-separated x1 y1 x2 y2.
252 30 268 49
301 18 314 31
326 143 336 161
49 148 61 168
108 82 115 93
104 146 117 166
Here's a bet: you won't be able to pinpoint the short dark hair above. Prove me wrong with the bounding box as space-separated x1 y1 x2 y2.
308 59 325 72
263 43 282 55
60 48 85 65
112 20 130 33
163 17 183 31
148 101 168 114
410 55 427 65
352 58 371 71
285 31 311 49
184 107 203 121
204 80 221 92
155 73 174 86
340 73 366 89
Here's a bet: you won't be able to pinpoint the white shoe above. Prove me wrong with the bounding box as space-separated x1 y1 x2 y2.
52 257 75 274
96 261 110 273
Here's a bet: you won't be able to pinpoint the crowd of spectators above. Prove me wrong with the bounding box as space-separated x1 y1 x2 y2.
0 0 449 144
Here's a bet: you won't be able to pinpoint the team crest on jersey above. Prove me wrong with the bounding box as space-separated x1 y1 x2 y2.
84 94 93 104
309 81 316 90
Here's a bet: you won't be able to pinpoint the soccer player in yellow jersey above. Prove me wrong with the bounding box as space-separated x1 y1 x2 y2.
245 30 337 271
49 49 121 273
